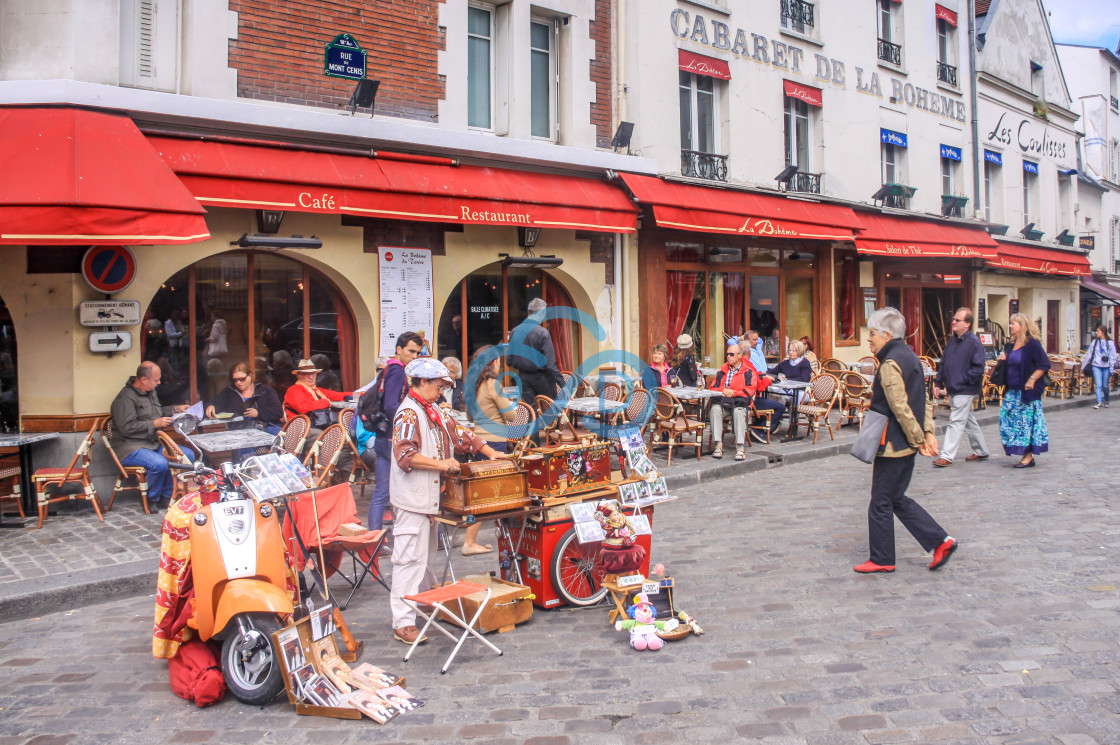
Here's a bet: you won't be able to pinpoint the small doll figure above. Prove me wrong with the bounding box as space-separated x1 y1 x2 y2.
595 502 646 573
614 594 672 651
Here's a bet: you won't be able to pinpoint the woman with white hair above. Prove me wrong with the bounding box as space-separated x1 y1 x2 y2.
439 356 466 411
854 307 958 575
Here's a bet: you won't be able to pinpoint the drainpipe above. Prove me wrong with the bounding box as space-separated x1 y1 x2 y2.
615 232 625 353
615 0 629 358
968 0 981 218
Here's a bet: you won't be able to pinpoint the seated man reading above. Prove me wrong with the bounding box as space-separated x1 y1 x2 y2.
110 361 194 510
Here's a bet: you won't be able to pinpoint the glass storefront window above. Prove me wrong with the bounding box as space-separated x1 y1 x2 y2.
835 251 859 342
665 242 705 263
786 276 814 352
0 300 17 432
668 270 706 361
255 254 303 400
747 247 781 267
749 275 780 359
706 272 746 356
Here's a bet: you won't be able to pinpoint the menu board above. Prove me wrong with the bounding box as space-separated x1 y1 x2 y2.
378 247 433 357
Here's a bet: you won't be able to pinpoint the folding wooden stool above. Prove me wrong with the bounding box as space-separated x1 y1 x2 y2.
402 580 503 674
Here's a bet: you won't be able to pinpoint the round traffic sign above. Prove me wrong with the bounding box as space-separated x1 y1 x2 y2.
82 246 137 294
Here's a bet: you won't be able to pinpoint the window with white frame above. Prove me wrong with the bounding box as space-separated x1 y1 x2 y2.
881 143 900 184
1111 139 1120 183
784 97 811 171
120 0 179 92
1112 217 1120 273
936 18 958 86
1110 69 1118 111
877 0 902 66
1022 163 1038 225
680 72 717 155
781 0 815 34
467 4 494 130
941 156 955 196
983 156 1002 223
530 19 557 140
1058 173 1072 231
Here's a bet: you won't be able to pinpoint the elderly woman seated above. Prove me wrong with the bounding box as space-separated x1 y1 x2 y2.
763 340 814 407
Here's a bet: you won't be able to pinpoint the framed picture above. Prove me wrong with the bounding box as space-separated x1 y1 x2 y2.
304 674 342 707
276 626 305 671
309 604 336 641
289 663 315 698
348 690 399 723
376 685 424 713
574 519 606 544
648 476 669 498
567 502 597 523
617 481 642 505
347 662 402 691
628 513 652 535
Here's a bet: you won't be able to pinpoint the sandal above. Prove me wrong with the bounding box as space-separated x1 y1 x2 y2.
461 544 494 556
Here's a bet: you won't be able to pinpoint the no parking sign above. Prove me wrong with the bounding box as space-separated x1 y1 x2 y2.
82 246 137 294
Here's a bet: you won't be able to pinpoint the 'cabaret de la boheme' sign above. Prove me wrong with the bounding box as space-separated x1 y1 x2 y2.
669 9 966 123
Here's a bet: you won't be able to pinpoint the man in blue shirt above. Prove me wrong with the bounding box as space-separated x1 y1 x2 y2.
745 330 768 372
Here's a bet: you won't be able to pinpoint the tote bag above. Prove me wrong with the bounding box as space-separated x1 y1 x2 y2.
850 410 889 464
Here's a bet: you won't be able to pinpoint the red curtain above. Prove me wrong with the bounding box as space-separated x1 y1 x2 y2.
332 289 357 389
544 280 575 373
902 288 922 353
838 256 856 340
722 273 745 339
667 271 698 346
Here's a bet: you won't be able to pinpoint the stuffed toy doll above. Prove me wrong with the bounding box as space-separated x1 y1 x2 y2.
596 503 646 573
614 593 676 651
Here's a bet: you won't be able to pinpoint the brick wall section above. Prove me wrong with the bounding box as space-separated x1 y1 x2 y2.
228 0 446 121
578 230 615 284
589 0 614 148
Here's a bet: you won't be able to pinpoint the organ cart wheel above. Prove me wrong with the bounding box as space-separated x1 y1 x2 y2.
549 527 608 607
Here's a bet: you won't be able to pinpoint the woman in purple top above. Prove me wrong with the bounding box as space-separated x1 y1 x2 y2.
997 313 1051 468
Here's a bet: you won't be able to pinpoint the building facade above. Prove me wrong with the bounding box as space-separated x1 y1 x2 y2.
0 0 654 450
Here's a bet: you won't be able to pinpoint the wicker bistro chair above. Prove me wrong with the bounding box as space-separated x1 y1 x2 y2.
618 387 652 434
821 358 847 375
838 371 873 428
101 418 151 514
279 414 311 458
1046 358 1071 399
505 402 537 455
981 362 1005 407
745 398 775 445
31 419 104 529
796 374 840 444
535 395 592 445
156 431 195 501
651 388 705 465
856 356 880 375
0 459 23 518
303 423 347 488
337 408 373 496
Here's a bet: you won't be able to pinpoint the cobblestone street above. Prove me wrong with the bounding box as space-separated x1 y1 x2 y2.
2 404 1119 745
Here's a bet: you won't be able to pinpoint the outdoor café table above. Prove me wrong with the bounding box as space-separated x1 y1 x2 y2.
330 400 357 410
186 428 278 464
563 397 627 416
667 386 720 449
198 415 244 433
763 380 812 441
0 432 59 524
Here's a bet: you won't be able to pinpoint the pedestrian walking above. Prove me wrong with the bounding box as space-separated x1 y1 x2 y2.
854 308 958 574
931 307 990 467
997 313 1051 468
1081 325 1117 409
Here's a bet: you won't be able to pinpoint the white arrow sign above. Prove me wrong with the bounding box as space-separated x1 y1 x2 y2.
89 331 133 353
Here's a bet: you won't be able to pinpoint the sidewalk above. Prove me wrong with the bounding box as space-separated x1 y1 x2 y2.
0 395 1093 622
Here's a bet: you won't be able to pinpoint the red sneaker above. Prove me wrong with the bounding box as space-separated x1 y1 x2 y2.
929 537 958 571
853 561 895 573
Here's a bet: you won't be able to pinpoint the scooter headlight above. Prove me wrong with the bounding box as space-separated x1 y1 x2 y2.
259 503 273 518
193 513 207 526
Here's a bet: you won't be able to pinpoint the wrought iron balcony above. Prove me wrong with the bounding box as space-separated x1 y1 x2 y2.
1112 95 1119 111
883 194 909 209
787 172 821 194
878 38 902 66
681 150 729 182
781 0 815 29
937 61 958 87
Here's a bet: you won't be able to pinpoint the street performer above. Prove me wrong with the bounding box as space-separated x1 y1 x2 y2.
388 358 507 645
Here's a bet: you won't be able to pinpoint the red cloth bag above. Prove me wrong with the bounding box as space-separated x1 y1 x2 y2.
168 639 227 707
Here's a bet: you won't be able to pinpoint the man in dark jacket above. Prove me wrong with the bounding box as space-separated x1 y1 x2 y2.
855 308 958 574
110 361 193 508
366 331 422 530
508 298 564 405
931 308 989 467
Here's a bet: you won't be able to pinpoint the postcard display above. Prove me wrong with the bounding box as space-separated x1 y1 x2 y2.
495 429 673 609
272 603 422 722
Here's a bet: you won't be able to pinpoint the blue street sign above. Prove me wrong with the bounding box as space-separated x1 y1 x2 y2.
324 34 367 80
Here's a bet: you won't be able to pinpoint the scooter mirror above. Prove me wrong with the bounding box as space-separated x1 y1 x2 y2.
270 432 285 453
174 414 199 436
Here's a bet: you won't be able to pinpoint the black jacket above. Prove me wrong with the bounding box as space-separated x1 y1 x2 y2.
869 339 929 454
210 382 284 428
934 330 986 396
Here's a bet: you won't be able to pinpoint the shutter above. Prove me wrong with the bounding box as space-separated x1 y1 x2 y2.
138 0 155 80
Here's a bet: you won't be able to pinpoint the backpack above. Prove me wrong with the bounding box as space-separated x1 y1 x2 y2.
358 366 405 438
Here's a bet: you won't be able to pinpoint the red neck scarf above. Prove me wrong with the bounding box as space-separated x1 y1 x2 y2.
408 389 444 430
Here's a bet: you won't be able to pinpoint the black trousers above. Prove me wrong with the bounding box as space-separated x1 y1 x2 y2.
753 397 786 433
868 453 947 565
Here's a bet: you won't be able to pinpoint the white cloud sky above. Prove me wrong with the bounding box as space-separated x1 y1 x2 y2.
1043 0 1120 49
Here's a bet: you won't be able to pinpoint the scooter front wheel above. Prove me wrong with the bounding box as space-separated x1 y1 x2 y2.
221 612 285 706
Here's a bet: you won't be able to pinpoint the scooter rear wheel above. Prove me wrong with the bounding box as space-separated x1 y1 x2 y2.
221 612 285 706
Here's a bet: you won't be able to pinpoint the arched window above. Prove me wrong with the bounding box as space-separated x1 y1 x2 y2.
436 263 579 372
0 295 16 432
145 251 356 405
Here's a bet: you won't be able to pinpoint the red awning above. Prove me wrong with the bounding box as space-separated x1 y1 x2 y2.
935 4 958 26
987 241 1091 276
783 80 823 107
617 173 861 241
150 137 637 234
0 107 210 245
854 213 999 258
678 49 731 80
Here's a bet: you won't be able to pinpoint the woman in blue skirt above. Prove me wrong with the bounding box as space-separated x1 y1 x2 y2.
998 313 1051 468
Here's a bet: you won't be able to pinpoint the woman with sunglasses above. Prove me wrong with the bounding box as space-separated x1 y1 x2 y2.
206 361 284 434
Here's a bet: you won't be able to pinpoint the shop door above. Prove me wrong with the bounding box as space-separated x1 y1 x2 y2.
1046 300 1059 352
0 299 16 432
921 288 962 358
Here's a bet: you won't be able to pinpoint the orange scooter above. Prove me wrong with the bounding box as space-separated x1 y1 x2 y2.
172 420 293 705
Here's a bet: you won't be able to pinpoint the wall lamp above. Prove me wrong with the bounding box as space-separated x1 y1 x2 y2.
518 226 542 248
235 234 323 249
348 78 380 117
500 253 563 269
611 121 635 153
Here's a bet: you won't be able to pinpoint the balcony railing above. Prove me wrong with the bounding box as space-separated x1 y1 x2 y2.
681 150 729 182
787 172 821 194
937 61 958 87
1112 95 1119 111
878 38 902 66
883 194 909 209
780 0 815 29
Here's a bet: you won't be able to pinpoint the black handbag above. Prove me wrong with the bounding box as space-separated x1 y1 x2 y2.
308 408 337 429
988 344 1011 387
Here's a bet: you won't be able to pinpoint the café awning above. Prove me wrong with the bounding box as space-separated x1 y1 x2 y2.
0 107 210 245
854 212 999 259
616 173 862 241
149 136 638 234
987 241 1091 276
